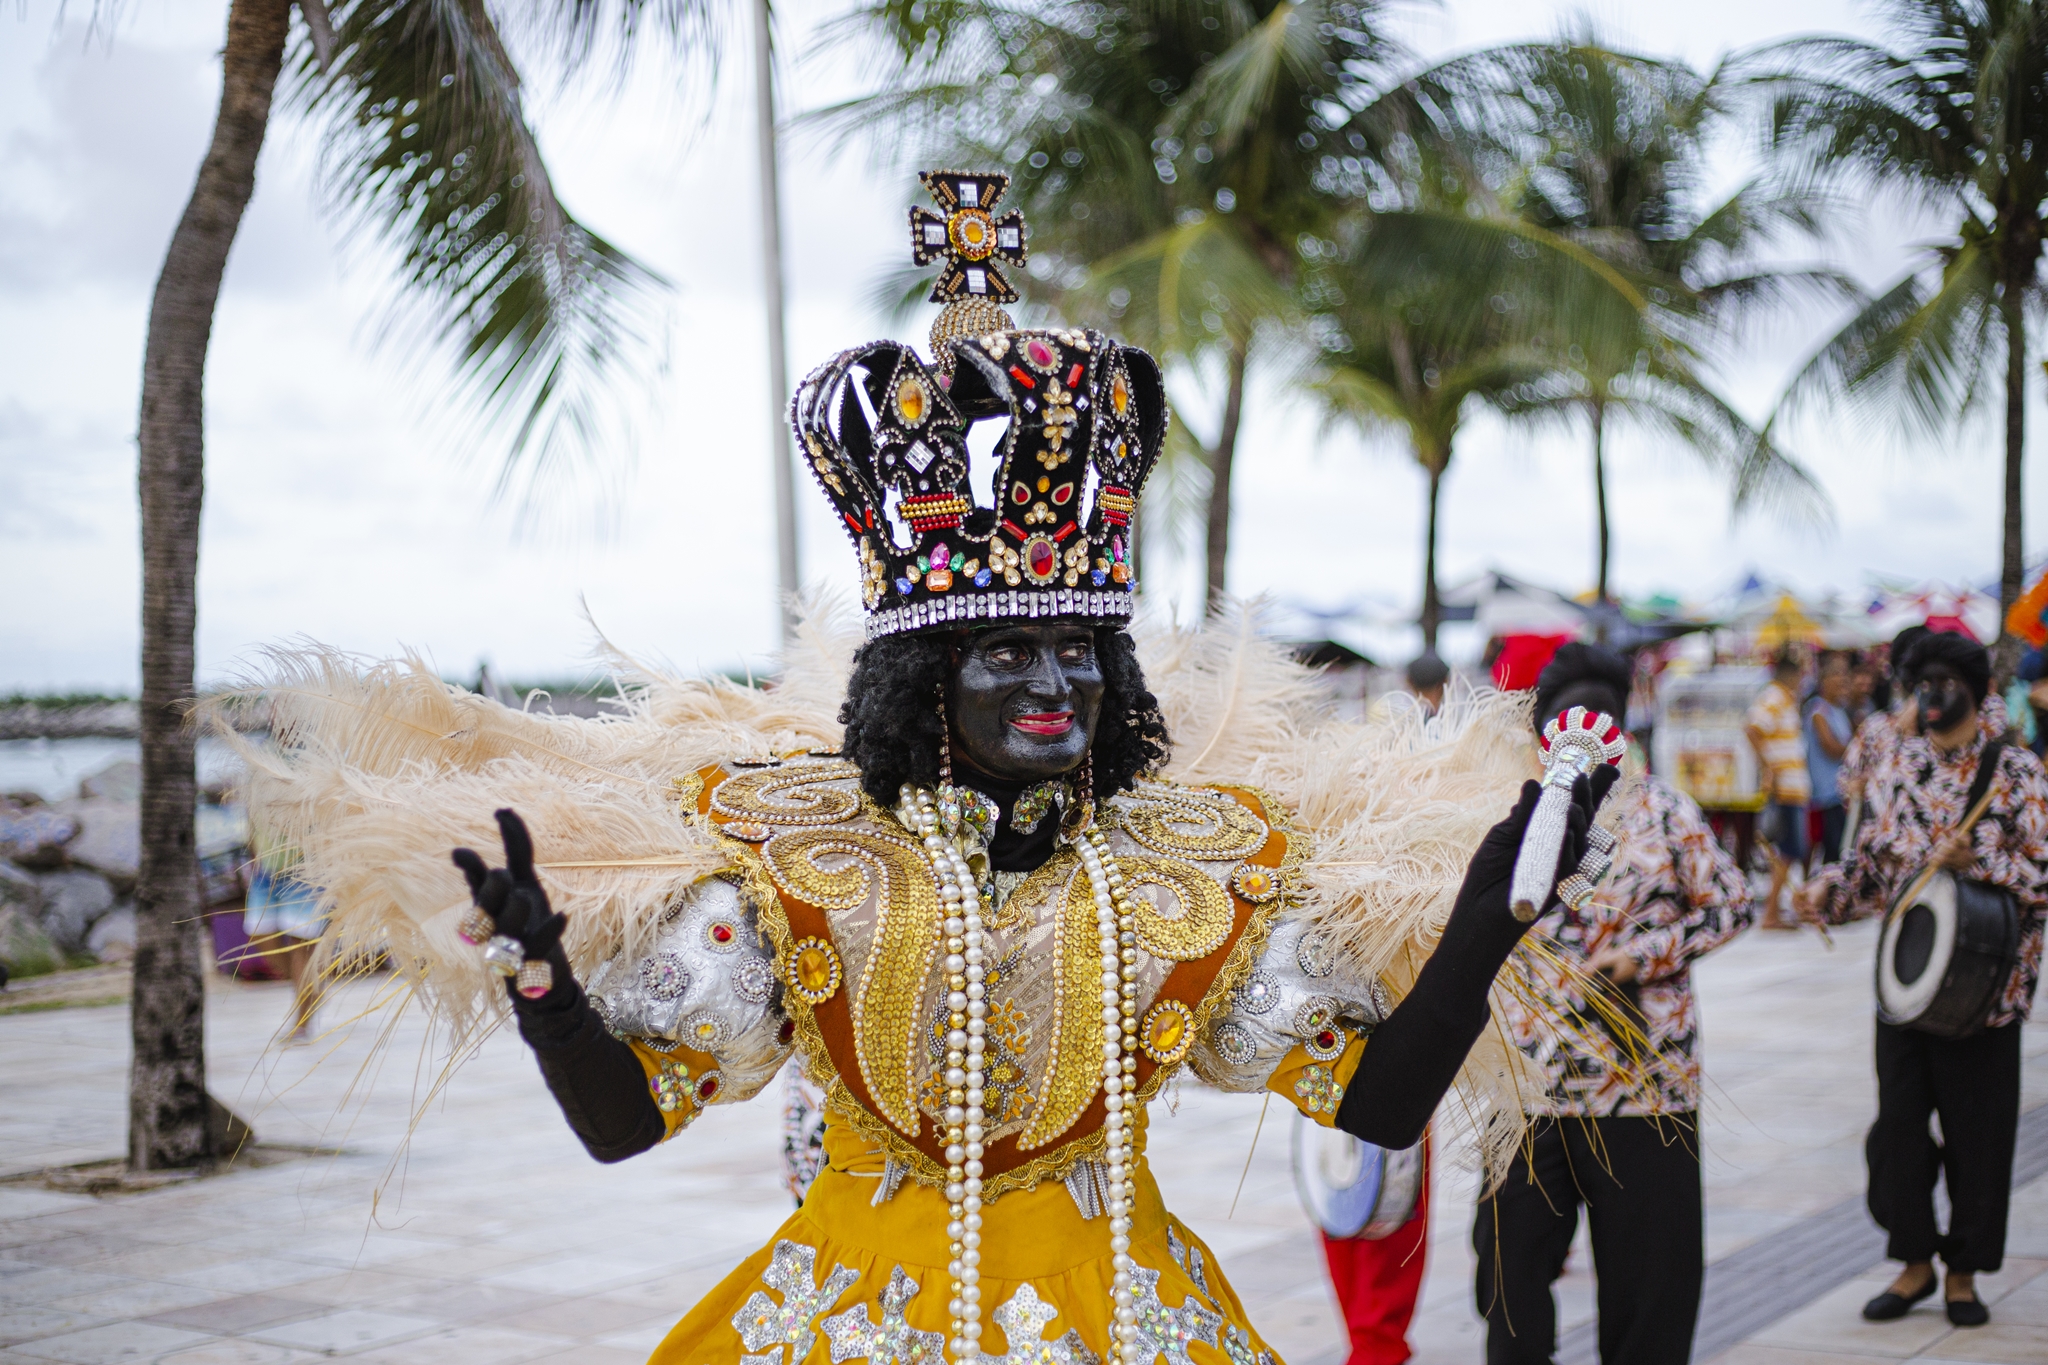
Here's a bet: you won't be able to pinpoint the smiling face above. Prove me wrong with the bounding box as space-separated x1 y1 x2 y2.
948 623 1106 783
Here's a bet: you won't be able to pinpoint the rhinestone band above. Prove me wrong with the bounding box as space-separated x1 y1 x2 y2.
864 588 1135 641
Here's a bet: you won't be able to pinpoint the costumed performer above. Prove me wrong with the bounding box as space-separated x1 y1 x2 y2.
224 172 1618 1365
1481 643 1755 1365
1799 631 2048 1328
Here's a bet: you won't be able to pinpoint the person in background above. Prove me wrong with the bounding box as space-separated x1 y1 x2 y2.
242 836 326 1041
1322 1149 1431 1365
1405 652 1450 717
1808 652 1855 863
1849 652 1880 729
1799 631 2048 1329
2015 649 2048 758
1746 649 1811 929
1480 644 1756 1365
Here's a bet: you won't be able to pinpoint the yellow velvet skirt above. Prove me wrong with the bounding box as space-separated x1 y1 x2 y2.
647 1123 1279 1365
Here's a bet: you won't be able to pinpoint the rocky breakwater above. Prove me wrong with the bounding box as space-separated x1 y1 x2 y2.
0 760 247 984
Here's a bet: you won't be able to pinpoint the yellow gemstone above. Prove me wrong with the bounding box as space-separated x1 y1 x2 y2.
1036 475 1050 492
796 946 836 993
695 1021 717 1040
1149 1010 1186 1054
1240 870 1275 898
963 218 986 245
1111 371 1131 416
896 378 927 424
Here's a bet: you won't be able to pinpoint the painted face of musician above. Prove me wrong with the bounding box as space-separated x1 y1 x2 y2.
949 623 1105 783
1914 665 1977 735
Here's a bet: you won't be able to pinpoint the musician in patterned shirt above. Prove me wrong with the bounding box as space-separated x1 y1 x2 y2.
1478 644 1756 1365
1801 630 2048 1328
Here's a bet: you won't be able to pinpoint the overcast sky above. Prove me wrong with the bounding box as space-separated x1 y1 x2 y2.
0 0 2035 691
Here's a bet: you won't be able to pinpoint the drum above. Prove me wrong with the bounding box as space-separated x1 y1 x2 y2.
1290 1111 1423 1240
1875 869 2019 1039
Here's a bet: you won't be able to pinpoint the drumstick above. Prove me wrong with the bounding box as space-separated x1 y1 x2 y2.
1880 770 2003 929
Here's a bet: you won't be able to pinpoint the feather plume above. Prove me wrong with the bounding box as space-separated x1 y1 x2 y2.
205 595 1547 1176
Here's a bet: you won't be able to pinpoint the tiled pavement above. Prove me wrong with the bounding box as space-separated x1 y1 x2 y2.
0 919 2043 1364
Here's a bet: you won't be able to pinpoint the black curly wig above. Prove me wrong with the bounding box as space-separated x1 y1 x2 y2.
838 624 1171 804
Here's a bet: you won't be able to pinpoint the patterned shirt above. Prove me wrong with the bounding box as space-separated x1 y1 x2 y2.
1816 713 2048 1027
1505 775 1756 1116
1747 680 1810 803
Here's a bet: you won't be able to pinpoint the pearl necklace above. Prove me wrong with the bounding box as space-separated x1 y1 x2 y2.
906 785 1140 1365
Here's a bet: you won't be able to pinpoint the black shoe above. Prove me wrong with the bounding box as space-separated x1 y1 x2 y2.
1946 1295 1989 1327
1862 1279 1936 1320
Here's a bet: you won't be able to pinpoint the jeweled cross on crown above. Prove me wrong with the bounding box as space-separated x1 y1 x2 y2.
909 171 1028 304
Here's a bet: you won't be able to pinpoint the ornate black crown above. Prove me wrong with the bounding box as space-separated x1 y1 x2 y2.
790 173 1167 640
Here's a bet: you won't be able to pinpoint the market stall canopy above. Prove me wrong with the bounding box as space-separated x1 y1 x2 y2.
1441 572 1716 652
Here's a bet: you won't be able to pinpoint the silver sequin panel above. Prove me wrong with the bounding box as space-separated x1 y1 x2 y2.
1185 915 1389 1092
586 875 792 1102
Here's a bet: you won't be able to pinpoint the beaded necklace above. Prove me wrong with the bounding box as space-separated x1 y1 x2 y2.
900 771 1141 1365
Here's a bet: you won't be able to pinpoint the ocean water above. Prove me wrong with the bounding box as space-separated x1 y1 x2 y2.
0 736 244 802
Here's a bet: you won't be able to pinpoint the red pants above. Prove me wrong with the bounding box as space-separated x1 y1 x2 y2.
1321 1148 1430 1365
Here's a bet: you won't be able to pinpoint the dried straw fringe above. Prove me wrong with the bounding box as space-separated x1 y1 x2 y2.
205 596 1544 1179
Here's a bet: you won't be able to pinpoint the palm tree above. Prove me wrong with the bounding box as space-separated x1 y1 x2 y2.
1434 39 1835 603
812 0 1407 608
1745 2 2048 677
130 0 671 1170
1309 267 1549 648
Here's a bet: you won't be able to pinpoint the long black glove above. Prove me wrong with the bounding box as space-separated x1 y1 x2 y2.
454 809 666 1163
1336 767 1618 1150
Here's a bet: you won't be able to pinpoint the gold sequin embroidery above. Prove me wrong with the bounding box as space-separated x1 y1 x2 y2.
1018 862 1105 1151
712 762 864 828
765 828 941 1138
1119 854 1235 962
1120 784 1269 861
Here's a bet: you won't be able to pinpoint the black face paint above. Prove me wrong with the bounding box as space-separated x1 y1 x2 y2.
948 623 1105 784
1916 678 1973 734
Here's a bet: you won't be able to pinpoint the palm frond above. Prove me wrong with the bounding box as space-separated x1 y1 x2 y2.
294 0 668 500
1771 242 2000 439
1177 0 1326 151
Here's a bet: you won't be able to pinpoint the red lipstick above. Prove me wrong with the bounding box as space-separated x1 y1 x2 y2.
1009 711 1075 736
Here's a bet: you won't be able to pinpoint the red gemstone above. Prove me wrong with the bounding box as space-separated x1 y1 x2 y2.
1317 1030 1338 1049
698 1076 721 1099
1027 539 1056 578
711 923 734 943
1027 339 1055 367
778 1019 797 1045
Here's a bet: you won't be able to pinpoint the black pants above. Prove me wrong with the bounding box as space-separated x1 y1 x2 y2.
1473 1115 1702 1365
1817 803 1847 863
1867 1020 2021 1272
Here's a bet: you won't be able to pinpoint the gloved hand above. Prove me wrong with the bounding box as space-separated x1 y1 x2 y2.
1445 766 1621 957
1337 765 1618 1150
453 809 571 1010
454 809 665 1162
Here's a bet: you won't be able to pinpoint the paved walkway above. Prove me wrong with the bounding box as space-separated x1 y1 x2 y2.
0 920 2042 1365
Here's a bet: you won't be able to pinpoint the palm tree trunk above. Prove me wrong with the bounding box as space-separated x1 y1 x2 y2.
1995 291 2027 686
1591 397 1611 604
132 0 290 1172
1420 455 1445 650
1203 341 1248 614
